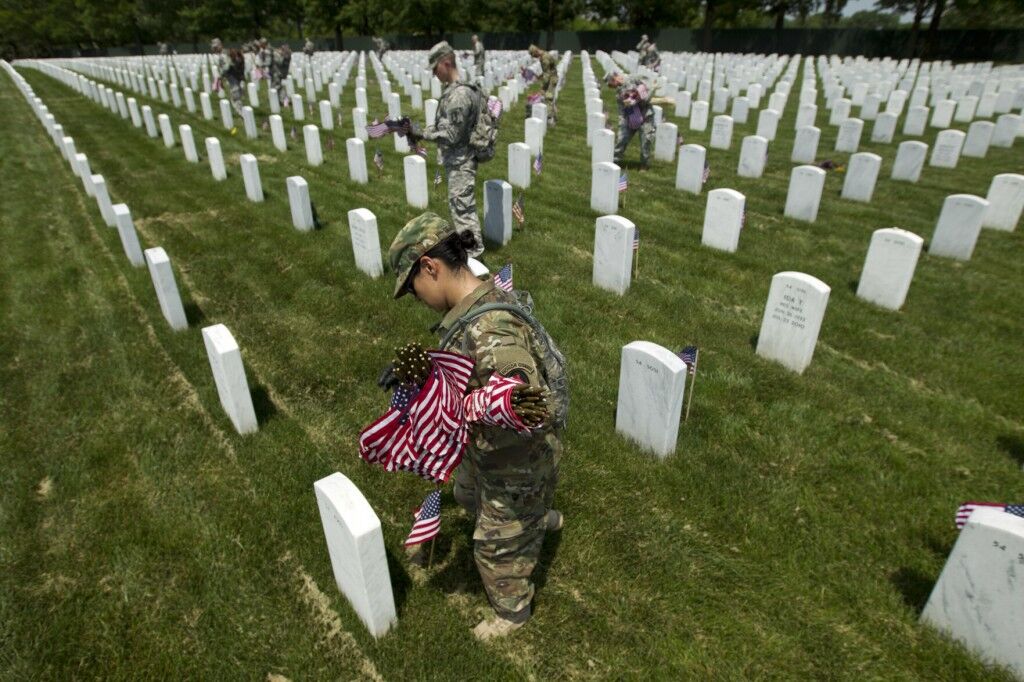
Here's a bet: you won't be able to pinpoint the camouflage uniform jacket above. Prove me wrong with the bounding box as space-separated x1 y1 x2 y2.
616 74 654 117
212 53 230 79
422 80 479 168
437 280 555 453
256 47 272 72
474 41 486 68
272 49 291 80
538 51 558 93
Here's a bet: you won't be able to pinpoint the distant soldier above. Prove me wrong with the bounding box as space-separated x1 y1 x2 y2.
373 36 390 58
640 42 660 71
303 39 315 57
472 34 485 73
158 41 169 57
636 33 651 55
527 44 558 125
254 38 272 82
210 38 229 92
415 41 484 257
271 44 292 106
606 71 655 170
221 48 246 115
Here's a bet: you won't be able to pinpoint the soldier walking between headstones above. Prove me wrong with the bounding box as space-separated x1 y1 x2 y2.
415 41 486 257
472 34 486 77
271 43 292 107
388 212 567 640
606 71 656 170
636 33 651 56
527 44 558 126
254 38 272 82
303 39 315 57
223 48 246 115
640 42 660 71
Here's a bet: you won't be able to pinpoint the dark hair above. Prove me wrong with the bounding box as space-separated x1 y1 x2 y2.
404 231 479 296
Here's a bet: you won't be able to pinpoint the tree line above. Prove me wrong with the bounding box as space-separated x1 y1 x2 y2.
2 0 1022 59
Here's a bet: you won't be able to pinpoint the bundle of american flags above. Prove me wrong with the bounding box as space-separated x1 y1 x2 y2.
486 97 503 119
521 67 537 84
359 350 474 483
955 502 1024 530
625 105 644 130
494 263 513 292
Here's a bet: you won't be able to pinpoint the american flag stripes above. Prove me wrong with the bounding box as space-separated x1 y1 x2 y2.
955 502 1024 529
512 194 525 224
494 263 513 291
366 119 389 138
702 162 711 184
415 144 428 158
462 373 532 434
533 153 543 175
373 149 384 171
434 168 443 186
405 489 441 546
618 173 628 192
633 227 640 251
679 346 699 376
527 92 544 105
487 96 503 118
359 351 475 483
290 126 297 140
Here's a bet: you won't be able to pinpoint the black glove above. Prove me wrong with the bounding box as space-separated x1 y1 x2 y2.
377 363 399 391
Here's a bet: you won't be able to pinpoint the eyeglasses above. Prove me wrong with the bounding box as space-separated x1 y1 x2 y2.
404 263 421 299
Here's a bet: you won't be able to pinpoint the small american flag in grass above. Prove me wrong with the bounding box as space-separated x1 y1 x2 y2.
373 149 384 171
494 263 513 291
512 194 525 224
415 144 428 158
632 226 640 251
678 346 699 375
702 162 711 184
533 153 543 175
618 173 628 192
290 126 297 140
955 502 1024 530
434 168 443 186
405 489 441 546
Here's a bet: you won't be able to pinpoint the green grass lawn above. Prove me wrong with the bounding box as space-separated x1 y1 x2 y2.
2 54 1023 679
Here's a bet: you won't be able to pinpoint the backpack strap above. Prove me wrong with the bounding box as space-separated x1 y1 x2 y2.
438 303 536 355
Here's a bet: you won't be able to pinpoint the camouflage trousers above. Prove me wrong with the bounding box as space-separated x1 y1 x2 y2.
446 162 484 257
614 114 656 167
226 78 244 115
454 432 561 622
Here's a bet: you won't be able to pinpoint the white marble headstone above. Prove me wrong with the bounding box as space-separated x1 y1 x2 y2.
286 176 314 232
91 175 116 227
239 154 264 202
689 100 709 131
201 324 258 435
834 117 863 153
347 208 384 279
756 271 831 374
791 126 820 164
313 472 397 638
841 152 881 203
756 108 780 141
702 188 746 253
303 124 323 166
654 121 678 163
921 508 1024 679
592 215 634 295
982 173 1024 232
157 113 175 148
930 129 965 169
112 203 145 267
962 120 994 158
856 228 923 311
508 142 531 189
403 155 428 208
615 341 687 459
144 247 188 331
590 162 620 214
206 137 227 181
991 113 1021 148
737 135 768 178
179 125 199 163
346 137 368 184
676 144 706 194
892 141 928 183
784 165 826 223
929 194 989 261
709 115 734 150
903 105 929 136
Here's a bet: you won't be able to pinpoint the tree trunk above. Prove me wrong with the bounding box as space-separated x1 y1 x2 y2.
335 23 343 50
908 2 925 58
702 0 715 52
546 0 555 49
926 0 946 59
774 5 786 31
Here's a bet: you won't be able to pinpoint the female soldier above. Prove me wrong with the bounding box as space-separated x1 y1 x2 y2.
223 48 246 115
388 212 565 640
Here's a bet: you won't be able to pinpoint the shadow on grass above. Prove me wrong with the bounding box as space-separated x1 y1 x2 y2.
250 384 278 425
749 332 759 349
996 434 1024 467
890 567 936 615
184 301 205 326
385 549 413 615
847 279 859 294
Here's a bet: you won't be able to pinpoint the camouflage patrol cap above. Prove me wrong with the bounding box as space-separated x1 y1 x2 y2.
210 38 222 50
388 212 456 298
605 71 622 85
428 41 455 70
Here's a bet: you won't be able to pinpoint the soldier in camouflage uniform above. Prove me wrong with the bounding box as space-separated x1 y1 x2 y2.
303 39 315 57
271 44 292 106
606 71 656 169
528 44 559 125
418 41 484 258
209 39 243 115
389 212 564 640
254 38 272 82
472 35 485 75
